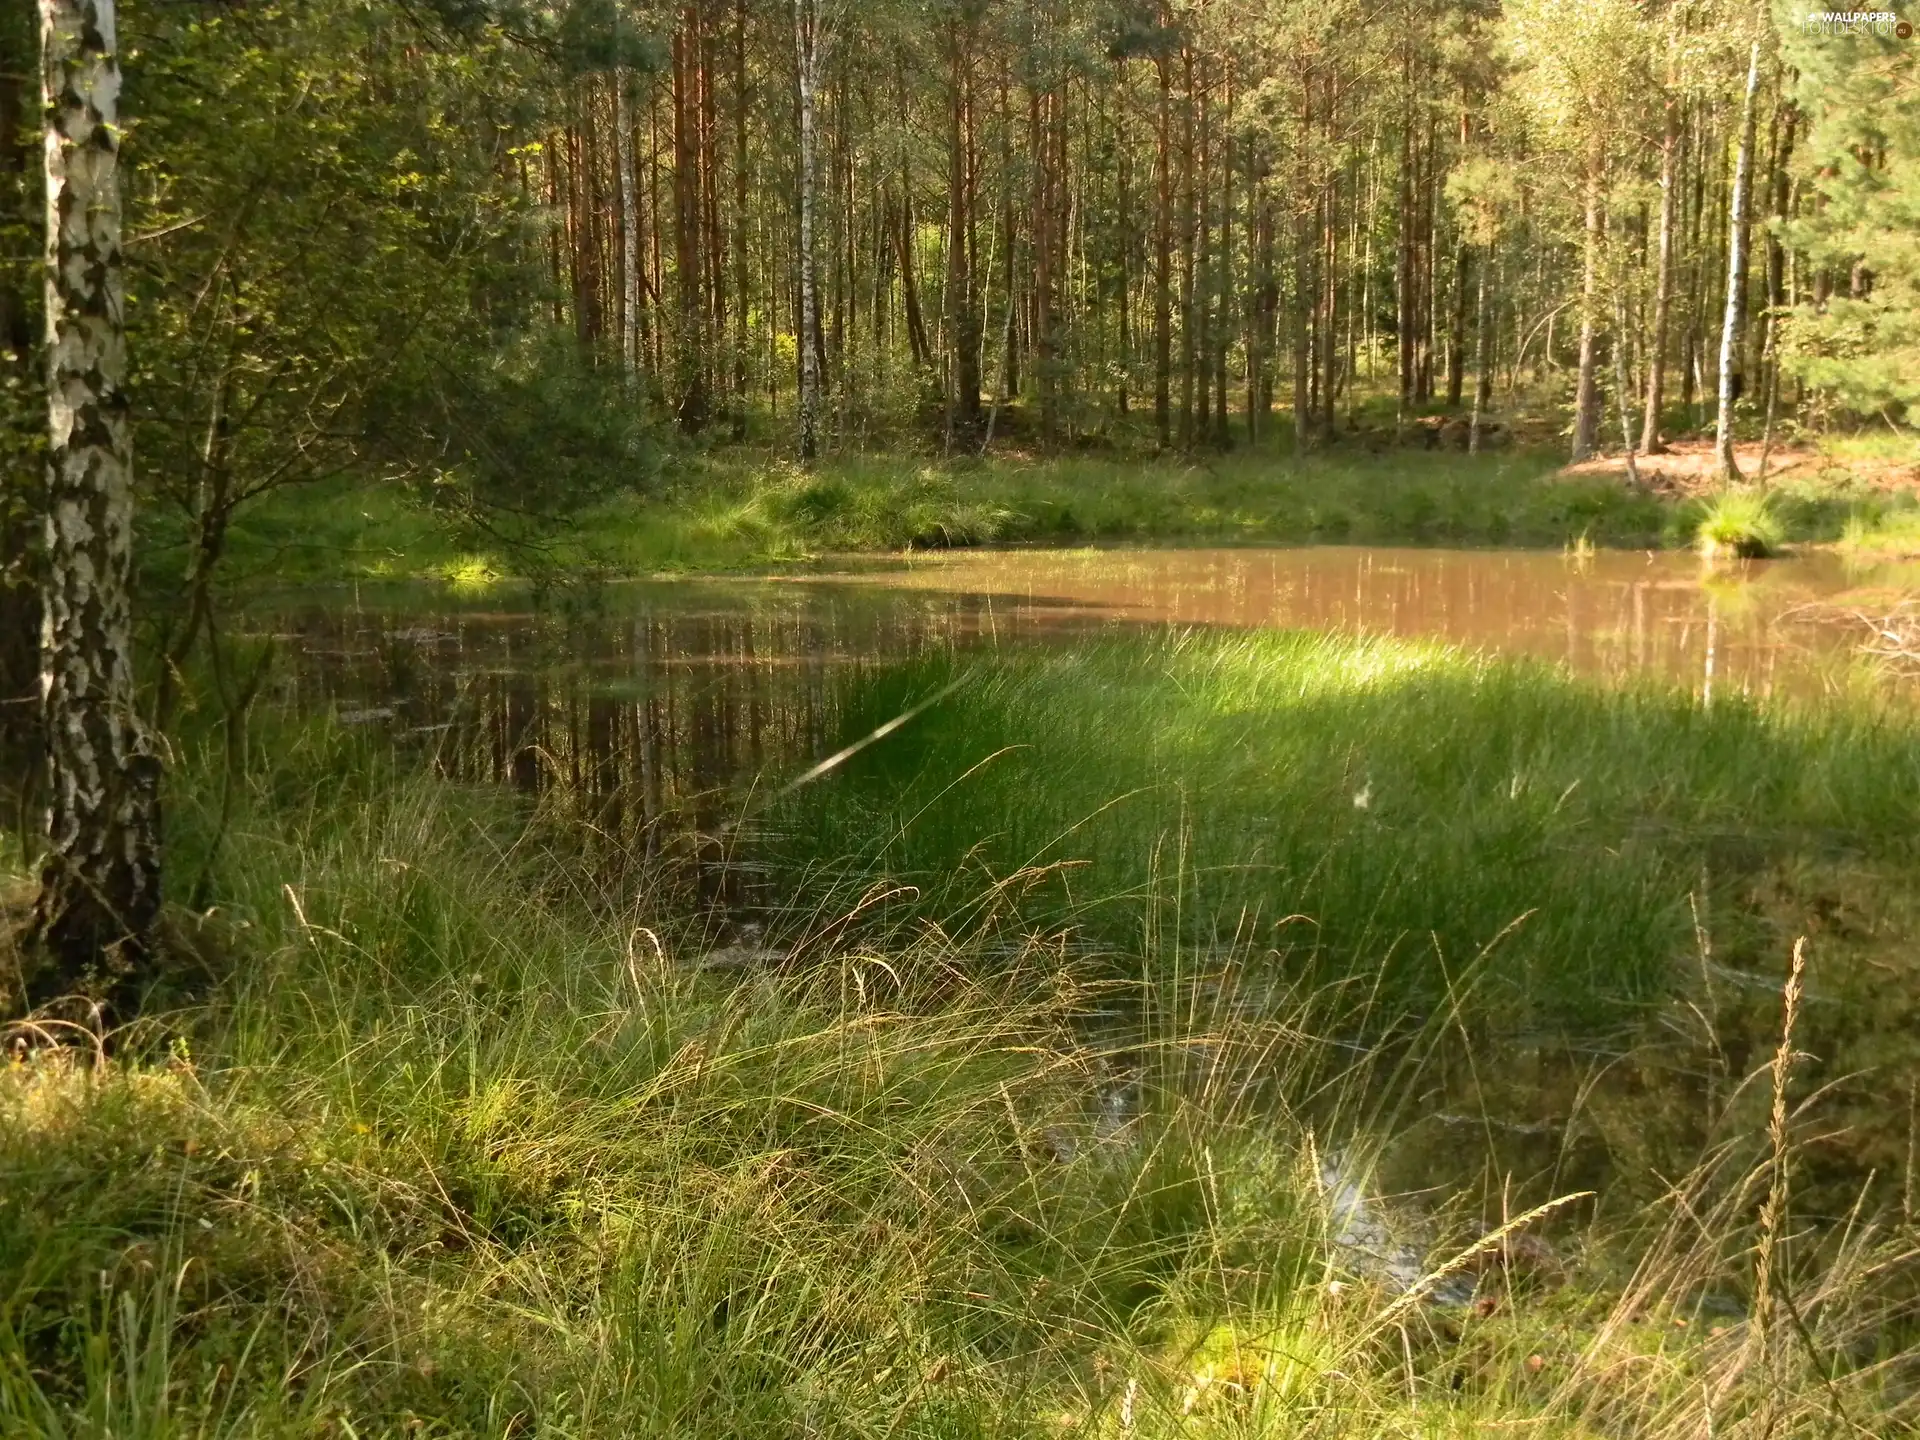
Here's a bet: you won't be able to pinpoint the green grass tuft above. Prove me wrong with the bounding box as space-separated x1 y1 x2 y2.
1695 488 1786 559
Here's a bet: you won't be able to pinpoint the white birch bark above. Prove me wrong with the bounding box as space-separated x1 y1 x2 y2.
31 0 161 1005
1715 41 1761 483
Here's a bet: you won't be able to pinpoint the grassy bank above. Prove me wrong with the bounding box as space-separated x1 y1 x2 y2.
198 448 1664 589
184 425 1920 591
6 703 1920 1433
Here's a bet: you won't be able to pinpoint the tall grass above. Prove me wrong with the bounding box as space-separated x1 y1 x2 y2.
5 688 1920 1433
1696 489 1787 559
770 630 1920 1032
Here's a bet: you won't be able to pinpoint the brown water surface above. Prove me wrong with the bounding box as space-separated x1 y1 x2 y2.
263 547 1912 888
812 545 1917 702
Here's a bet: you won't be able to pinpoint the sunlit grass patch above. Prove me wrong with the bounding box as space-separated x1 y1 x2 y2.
437 553 502 592
772 627 1920 1036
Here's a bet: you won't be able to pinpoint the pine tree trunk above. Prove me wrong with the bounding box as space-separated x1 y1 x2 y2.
673 13 709 432
1640 93 1678 453
895 174 931 368
794 0 820 461
1761 103 1795 415
1292 163 1311 456
1194 57 1212 444
1153 50 1171 448
1571 139 1603 462
1212 69 1233 447
730 0 749 434
1469 243 1489 453
1177 49 1195 447
1396 52 1413 425
945 23 980 445
1319 144 1337 438
28 0 162 1013
1415 114 1434 403
615 71 641 381
1715 42 1760 483
1447 240 1468 407
1681 102 1704 422
699 14 725 409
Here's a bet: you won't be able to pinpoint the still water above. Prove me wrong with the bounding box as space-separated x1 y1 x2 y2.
270 544 1906 760
259 544 1909 907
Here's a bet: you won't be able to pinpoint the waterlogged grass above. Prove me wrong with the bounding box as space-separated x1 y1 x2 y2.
1696 488 1786 559
771 630 1920 1036
5 729 1919 1435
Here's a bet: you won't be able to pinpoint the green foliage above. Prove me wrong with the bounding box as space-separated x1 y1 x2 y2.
4 711 1919 1434
379 328 662 522
116 0 662 616
1778 7 1920 418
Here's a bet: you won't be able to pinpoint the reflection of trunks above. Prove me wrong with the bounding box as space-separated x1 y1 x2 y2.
1799 11 1902 35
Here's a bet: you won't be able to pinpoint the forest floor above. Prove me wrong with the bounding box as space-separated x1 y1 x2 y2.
8 630 1920 1433
1563 435 1920 497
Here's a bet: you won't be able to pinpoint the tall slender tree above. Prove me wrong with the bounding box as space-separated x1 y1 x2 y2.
28 0 161 1012
794 0 824 460
1715 39 1760 482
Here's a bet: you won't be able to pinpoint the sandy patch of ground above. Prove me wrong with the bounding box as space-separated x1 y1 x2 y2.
1561 438 1920 497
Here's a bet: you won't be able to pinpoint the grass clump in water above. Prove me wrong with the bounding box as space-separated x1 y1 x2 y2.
770 628 1920 1111
1695 488 1786 559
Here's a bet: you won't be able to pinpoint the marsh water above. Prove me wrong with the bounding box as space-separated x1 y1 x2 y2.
267 545 1911 814
260 544 1920 1210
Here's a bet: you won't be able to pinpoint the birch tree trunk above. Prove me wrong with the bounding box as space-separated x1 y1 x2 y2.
794 0 821 462
29 0 161 1012
1715 41 1760 484
0 56 40 765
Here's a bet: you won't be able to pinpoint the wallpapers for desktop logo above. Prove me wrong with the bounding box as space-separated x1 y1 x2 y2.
1800 9 1914 35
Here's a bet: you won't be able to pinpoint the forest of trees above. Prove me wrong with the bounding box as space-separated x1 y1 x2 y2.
5 0 1915 501
0 4 1914 869
483 0 1915 468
